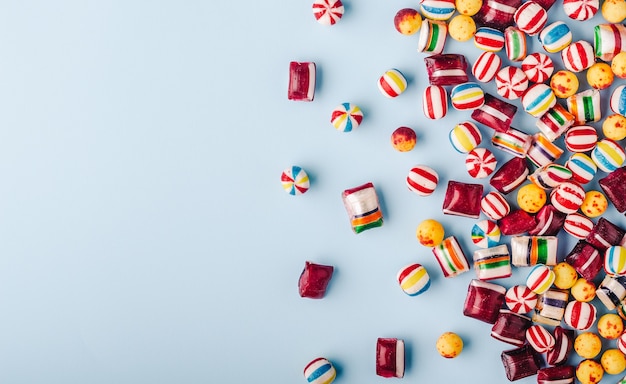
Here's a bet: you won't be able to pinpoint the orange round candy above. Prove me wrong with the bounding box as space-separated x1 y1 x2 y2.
391 127 417 152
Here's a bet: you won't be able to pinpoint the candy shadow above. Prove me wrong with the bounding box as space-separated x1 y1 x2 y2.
404 339 414 373
377 186 389 222
316 66 324 96
329 357 344 379
326 266 338 296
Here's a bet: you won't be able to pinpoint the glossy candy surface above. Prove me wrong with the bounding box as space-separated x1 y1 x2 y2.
376 338 404 378
299 261 334 299
342 182 383 233
288 62 316 101
463 279 506 323
465 148 497 178
442 180 483 218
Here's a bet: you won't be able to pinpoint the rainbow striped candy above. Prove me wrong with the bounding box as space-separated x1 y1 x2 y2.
495 66 529 100
594 24 626 62
566 153 597 184
418 20 447 54
526 264 555 294
550 181 585 214
341 182 383 233
563 301 597 331
568 89 601 124
591 139 626 172
407 165 439 196
564 125 598 152
528 164 572 189
450 82 484 110
521 53 554 83
474 27 505 52
563 213 594 239
466 148 497 178
605 246 626 276
432 236 470 278
492 127 532 158
561 40 595 73
473 244 511 280
449 121 482 153
330 103 363 132
527 134 564 168
304 358 337 384
522 84 556 117
511 236 558 266
539 21 572 53
513 1 547 36
481 191 511 221
420 0 456 20
526 324 555 353
281 166 310 195
504 26 527 61
533 289 569 325
611 85 626 116
423 85 448 119
312 0 344 25
536 104 575 142
505 285 538 313
397 263 431 296
563 0 598 20
471 220 501 248
472 52 502 83
378 69 407 98
596 275 626 310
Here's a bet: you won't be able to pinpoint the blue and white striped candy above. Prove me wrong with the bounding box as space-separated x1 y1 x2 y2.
449 122 482 153
304 358 337 384
281 166 310 195
420 0 455 20
591 139 626 173
397 263 431 296
539 21 572 53
611 85 626 117
522 84 556 117
605 246 626 276
566 153 597 184
451 83 485 111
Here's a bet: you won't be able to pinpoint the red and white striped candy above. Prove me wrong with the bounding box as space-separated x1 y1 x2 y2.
522 53 554 83
564 213 594 239
618 332 626 355
514 1 548 36
472 52 502 83
407 166 439 196
480 191 511 220
550 181 586 214
312 0 345 25
564 126 598 153
505 285 538 314
465 148 497 178
564 301 597 331
563 0 598 21
526 324 555 353
474 27 505 52
561 41 595 73
423 85 448 119
496 66 529 100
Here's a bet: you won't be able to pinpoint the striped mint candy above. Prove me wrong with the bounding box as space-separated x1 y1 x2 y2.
481 191 510 220
407 166 439 196
610 85 626 117
566 153 597 184
526 264 555 295
423 85 448 119
513 1 547 36
496 66 529 100
564 126 598 153
450 82 485 110
474 27 505 52
466 148 497 178
472 52 502 83
618 332 626 355
564 301 597 330
605 246 626 276
563 0 598 21
504 26 527 61
449 121 482 153
378 69 408 98
521 53 554 83
505 285 538 313
526 324 555 353
539 21 572 53
312 0 345 25
563 213 594 239
561 41 595 73
550 181 585 214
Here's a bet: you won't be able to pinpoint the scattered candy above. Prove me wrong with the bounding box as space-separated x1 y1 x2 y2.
596 275 626 310
448 14 476 42
472 51 502 82
539 21 572 53
530 205 566 236
550 181 585 214
586 62 614 90
501 345 542 381
576 360 604 384
553 261 578 289
511 236 557 266
613 52 626 79
418 19 448 54
456 0 483 16
601 0 626 22
473 244 511 280
537 365 575 384
611 85 626 116
416 219 445 247
603 114 626 141
521 83 556 117
471 220 501 248
449 121 482 153
378 69 408 98
420 0 456 20
564 300 597 331
564 213 594 239
598 313 624 340
422 85 448 119
490 157 529 194
407 165 439 196
605 245 626 276
424 54 469 86
513 1 547 36
566 153 597 184
586 217 626 251
474 0 521 30
376 338 405 378
436 332 464 358
594 23 626 62
526 324 555 353
536 103 575 141
432 236 471 277
342 182 383 233
500 210 537 236
526 264 555 294
528 163 572 190
299 261 334 299
570 277 597 302
550 70 579 99
474 27 505 52
450 82 484 110
465 148 497 178
534 288 569 325
288 62 316 101
504 26 527 61
575 332 602 359
304 357 337 384
600 348 626 375
491 309 531 346
548 326 575 365
591 138 625 173
599 167 626 212
521 52 553 83
561 40 595 73
527 133 564 168
505 285 538 313
397 263 431 296
282 166 310 195
312 0 344 25
463 279 506 323
331 103 363 132
563 0 598 20
491 127 531 158
516 183 547 213
566 240 602 281
394 8 422 35
564 125 598 153
391 127 417 152
481 191 511 220
567 89 601 124
442 180 483 218
471 93 517 132
495 66 528 100
579 190 608 218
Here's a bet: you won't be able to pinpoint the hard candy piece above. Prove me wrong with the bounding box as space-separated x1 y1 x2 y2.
596 275 626 310
522 83 556 117
553 262 579 289
501 345 542 381
537 366 575 384
528 164 572 190
463 279 506 323
606 246 626 276
442 180 483 218
491 309 532 346
473 0 521 29
378 69 408 98
312 0 344 25
416 219 445 247
601 348 626 375
587 62 614 90
331 103 363 132
456 0 483 15
474 27 505 52
566 153 597 184
533 0 556 9
471 220 501 248
562 41 595 73
575 333 602 359
424 54 469 86
499 210 537 236
436 332 464 358
450 121 482 153
448 15 476 42
611 85 626 116
599 167 626 212
597 313 624 340
571 278 597 303
472 51 502 82
299 261 334 299
397 263 431 296
450 82 484 110
536 103 575 141
564 301 597 331
591 139 625 173
550 181 586 214
603 114 626 141
514 2 547 36
612 52 626 78
394 8 422 35
474 244 511 280
281 166 310 196
492 127 532 158
564 213 594 239
586 217 626 250
522 53 554 83
505 285 538 313
466 148 497 178
417 20 448 54
527 324 555 353
420 0 456 20
391 127 417 152
566 240 603 281
534 288 569 325
563 0 598 20
517 183 547 213
602 0 626 22
490 157 529 195
564 125 598 153
304 357 337 384
567 89 601 125
619 332 626 355
376 338 405 378
496 66 529 100
526 264 556 294
527 133 564 168
481 191 511 221
432 236 471 277
423 85 448 119
342 182 383 233
529 205 566 236
471 93 517 132
511 236 557 266
504 26 527 61
594 24 626 62
539 21 572 53
407 165 439 196
580 190 608 218
550 70 579 99
548 327 575 366
288 62 316 101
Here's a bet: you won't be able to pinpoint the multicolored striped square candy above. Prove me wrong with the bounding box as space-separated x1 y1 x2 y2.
594 23 626 62
471 93 517 132
536 103 575 142
534 288 569 324
418 19 448 54
567 89 601 124
596 275 626 310
511 236 558 267
491 127 532 158
288 61 316 101
424 53 468 86
473 244 512 280
432 236 470 277
341 182 383 234
527 133 564 168
504 26 527 61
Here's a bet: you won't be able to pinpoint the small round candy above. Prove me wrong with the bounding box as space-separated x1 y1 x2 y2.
391 127 417 152
450 83 484 110
407 166 439 196
505 285 538 313
564 301 597 331
448 14 476 42
474 27 505 52
481 191 510 220
394 8 422 35
591 139 626 172
580 190 608 218
422 85 448 119
281 166 310 195
471 220 500 248
553 262 578 289
603 114 626 141
397 263 431 296
526 264 555 294
455 0 482 15
504 26 527 61
436 332 463 358
566 153 597 184
521 53 554 83
612 52 626 79
465 148 496 178
605 246 626 276
618 332 626 355
526 324 555 353
312 0 344 25
450 122 482 153
571 278 596 302
601 349 626 375
418 19 448 54
522 83 556 117
575 333 602 358
564 213 594 239
602 0 626 23
587 62 614 90
416 219 445 246
563 0 599 20
562 40 595 73
539 21 572 53
565 126 598 153
514 1 547 36
378 69 407 98
421 0 456 20
550 181 586 214
550 70 579 99
496 66 529 100
304 357 337 384
330 103 363 132
472 51 502 82
517 183 547 213
611 85 626 116
576 359 604 384
598 313 624 340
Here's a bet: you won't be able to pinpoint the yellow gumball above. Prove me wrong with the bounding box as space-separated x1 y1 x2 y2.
517 184 546 213
576 359 604 384
598 314 624 340
602 349 626 375
587 62 614 90
436 332 463 358
603 114 626 141
551 70 579 98
575 333 602 359
455 0 482 15
602 0 626 23
553 262 578 289
612 52 626 79
416 219 444 247
579 190 608 218
571 278 596 302
448 15 476 42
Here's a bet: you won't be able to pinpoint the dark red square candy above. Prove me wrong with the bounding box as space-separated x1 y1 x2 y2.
537 365 575 384
501 345 542 381
472 93 518 133
499 210 537 236
376 338 404 378
442 180 483 218
565 241 602 281
490 157 529 195
599 167 626 213
585 217 626 251
529 205 566 236
298 261 334 299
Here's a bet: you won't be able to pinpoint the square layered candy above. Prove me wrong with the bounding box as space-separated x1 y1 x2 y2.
472 93 518 133
474 0 522 30
298 261 334 299
492 127 532 158
565 240 602 281
288 61 316 101
599 167 626 213
585 217 625 251
529 205 566 236
463 279 506 323
491 310 532 347
499 210 537 236
537 366 575 384
424 54 468 86
490 157 529 195
442 180 483 218
533 288 569 326
474 245 512 281
501 345 542 381
511 236 558 267
432 236 470 277
376 338 404 378
547 326 575 366
342 182 383 234
596 275 626 310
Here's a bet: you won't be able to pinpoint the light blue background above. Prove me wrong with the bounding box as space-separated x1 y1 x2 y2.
1 1 625 383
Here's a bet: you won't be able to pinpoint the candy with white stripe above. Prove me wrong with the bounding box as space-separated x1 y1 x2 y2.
566 153 597 184
471 93 518 132
522 53 554 83
527 133 564 168
561 40 595 73
513 1 547 36
504 26 527 61
528 163 572 190
450 82 484 110
424 54 469 86
312 0 344 25
564 125 598 153
596 275 626 310
378 69 407 98
432 236 470 278
534 288 569 325
472 52 502 83
594 24 626 62
547 326 575 365
420 0 456 20
529 205 566 236
501 345 542 381
481 191 510 220
567 89 601 124
565 240 602 281
522 83 556 118
376 338 404 378
418 19 448 54
474 27 505 52
550 181 585 214
563 301 597 330
599 167 626 213
407 165 439 196
526 324 555 353
537 365 575 384
539 21 572 53
605 246 626 276
563 0 598 20
586 217 626 251
491 310 532 346
442 181 483 218
564 213 594 239
463 279 506 323
490 157 529 195
471 220 501 248
505 285 538 313
465 148 497 178
422 85 448 119
511 236 558 267
611 85 626 116
474 0 521 31
491 127 532 158
330 103 363 132
304 357 337 384
473 244 511 280
450 122 482 153
288 61 316 101
397 263 431 296
536 104 575 142
496 66 529 100
591 139 625 173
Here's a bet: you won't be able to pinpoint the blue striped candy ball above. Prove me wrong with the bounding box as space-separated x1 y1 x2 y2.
304 357 336 384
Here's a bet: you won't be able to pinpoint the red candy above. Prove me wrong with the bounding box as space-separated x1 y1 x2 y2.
473 52 502 83
424 54 469 86
529 205 566 236
481 191 511 220
513 1 547 36
299 261 334 299
472 93 518 132
490 157 529 195
376 338 405 378
599 167 626 213
495 66 529 100
442 180 483 218
521 53 554 83
566 240 603 281
499 210 537 236
564 125 598 153
501 345 542 381
474 0 522 30
491 310 532 346
537 366 575 384
547 326 575 365
288 61 316 101
422 85 448 119
550 181 585 214
463 279 506 324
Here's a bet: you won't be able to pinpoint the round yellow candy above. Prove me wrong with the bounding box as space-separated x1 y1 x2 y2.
602 349 626 375
603 114 626 141
612 52 626 79
550 70 579 98
416 219 445 247
580 190 608 218
436 332 463 358
553 262 578 289
598 314 624 340
575 333 603 359
394 8 422 36
448 15 476 42
587 62 615 90
517 184 547 213
455 0 482 15
602 0 626 23
576 359 604 384
571 278 596 302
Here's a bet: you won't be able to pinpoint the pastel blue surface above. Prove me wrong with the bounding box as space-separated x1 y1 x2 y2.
1 1 626 383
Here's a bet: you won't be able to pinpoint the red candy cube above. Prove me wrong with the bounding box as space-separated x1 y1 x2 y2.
586 217 626 251
599 167 626 213
298 261 334 299
499 210 537 236
442 181 483 218
529 205 566 236
463 279 506 324
490 157 529 195
501 345 542 381
288 61 316 101
472 93 518 133
376 338 405 378
424 54 469 86
566 241 602 281
491 310 532 347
